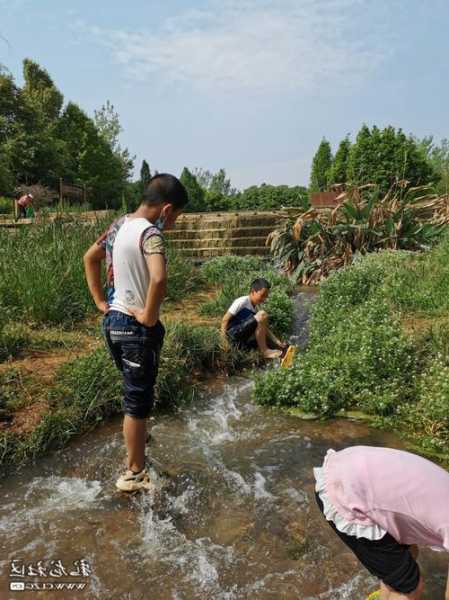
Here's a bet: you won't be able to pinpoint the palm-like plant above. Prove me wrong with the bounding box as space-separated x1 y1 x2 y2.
268 182 445 284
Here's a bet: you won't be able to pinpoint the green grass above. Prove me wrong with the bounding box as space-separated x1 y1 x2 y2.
254 234 449 454
0 220 205 330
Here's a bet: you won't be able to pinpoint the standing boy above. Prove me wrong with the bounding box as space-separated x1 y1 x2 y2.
84 174 188 492
221 278 287 359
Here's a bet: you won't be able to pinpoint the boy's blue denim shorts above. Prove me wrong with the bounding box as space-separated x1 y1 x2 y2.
102 310 165 419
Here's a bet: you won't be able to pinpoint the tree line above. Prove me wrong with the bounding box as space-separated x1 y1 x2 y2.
0 60 133 209
310 126 449 196
2 59 447 213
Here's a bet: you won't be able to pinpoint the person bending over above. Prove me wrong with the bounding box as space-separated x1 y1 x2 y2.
313 445 449 599
221 278 287 360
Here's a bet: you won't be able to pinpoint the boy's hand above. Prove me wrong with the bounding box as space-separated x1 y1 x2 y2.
128 307 158 328
96 300 110 314
220 331 231 352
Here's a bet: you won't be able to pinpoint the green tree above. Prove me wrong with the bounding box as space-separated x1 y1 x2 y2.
180 167 205 212
328 136 351 185
209 169 236 197
347 125 375 187
94 100 133 182
347 125 435 194
417 137 449 195
140 159 151 192
232 184 309 210
57 102 125 208
0 69 21 191
22 58 63 122
310 138 333 192
2 59 66 187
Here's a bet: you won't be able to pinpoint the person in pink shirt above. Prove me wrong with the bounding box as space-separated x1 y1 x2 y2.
16 193 33 219
314 445 449 599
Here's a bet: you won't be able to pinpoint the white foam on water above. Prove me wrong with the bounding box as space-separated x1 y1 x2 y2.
305 573 376 599
222 469 252 496
254 471 276 501
138 504 235 596
171 485 197 515
0 477 102 532
187 388 244 447
238 569 298 596
285 486 309 507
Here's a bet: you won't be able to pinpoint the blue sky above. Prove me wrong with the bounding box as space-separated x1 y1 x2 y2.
1 0 448 190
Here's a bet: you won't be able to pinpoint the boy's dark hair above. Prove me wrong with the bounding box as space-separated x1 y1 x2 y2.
142 173 189 209
250 278 271 292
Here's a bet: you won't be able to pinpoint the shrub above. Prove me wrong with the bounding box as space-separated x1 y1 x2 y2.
255 289 416 416
0 196 13 215
165 243 203 302
200 256 265 284
398 357 449 452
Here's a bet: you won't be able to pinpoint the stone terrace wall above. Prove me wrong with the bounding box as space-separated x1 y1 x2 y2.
164 210 293 259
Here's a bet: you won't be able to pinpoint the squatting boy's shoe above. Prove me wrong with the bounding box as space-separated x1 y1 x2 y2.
116 468 153 492
366 591 380 600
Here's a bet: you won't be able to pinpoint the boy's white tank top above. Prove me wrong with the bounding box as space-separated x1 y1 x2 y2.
109 216 153 316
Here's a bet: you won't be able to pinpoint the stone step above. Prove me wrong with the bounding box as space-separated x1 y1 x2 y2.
176 246 270 258
168 236 269 249
165 226 274 241
171 214 281 230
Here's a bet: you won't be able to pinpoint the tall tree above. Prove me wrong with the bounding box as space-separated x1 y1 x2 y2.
347 125 375 186
94 100 133 183
328 136 351 185
310 139 333 192
348 125 435 193
22 58 63 122
180 167 205 212
57 102 125 208
140 159 151 191
417 137 449 195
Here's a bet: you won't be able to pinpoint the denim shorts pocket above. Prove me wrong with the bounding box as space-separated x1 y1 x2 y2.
122 344 149 379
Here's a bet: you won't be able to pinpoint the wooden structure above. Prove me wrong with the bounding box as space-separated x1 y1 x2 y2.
310 191 340 208
59 179 87 208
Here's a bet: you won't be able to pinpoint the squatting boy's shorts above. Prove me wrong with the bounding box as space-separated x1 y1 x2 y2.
315 492 420 594
102 310 165 419
227 316 258 350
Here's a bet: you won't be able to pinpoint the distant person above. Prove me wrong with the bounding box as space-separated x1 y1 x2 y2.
221 278 287 359
16 193 33 220
83 174 188 492
313 445 449 600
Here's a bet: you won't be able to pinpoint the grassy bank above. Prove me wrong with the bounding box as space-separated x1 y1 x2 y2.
254 234 449 456
0 244 295 477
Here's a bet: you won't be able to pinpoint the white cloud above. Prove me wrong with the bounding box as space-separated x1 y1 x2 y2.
83 0 392 94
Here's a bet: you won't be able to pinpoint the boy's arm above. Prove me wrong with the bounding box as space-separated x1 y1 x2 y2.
128 253 167 327
221 312 233 350
83 242 109 314
267 327 287 349
221 312 232 337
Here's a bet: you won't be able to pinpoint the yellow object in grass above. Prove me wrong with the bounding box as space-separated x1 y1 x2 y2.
281 345 296 368
366 591 381 600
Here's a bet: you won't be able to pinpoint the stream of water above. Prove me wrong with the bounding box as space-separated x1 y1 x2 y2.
0 292 447 599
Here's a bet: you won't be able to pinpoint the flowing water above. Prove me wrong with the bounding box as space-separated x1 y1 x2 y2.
1 292 448 599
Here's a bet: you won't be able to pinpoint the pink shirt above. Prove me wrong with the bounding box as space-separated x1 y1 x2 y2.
323 446 449 550
18 195 32 207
